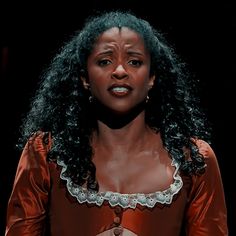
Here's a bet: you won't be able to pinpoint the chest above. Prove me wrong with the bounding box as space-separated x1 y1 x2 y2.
48 161 190 236
49 178 189 236
93 150 175 194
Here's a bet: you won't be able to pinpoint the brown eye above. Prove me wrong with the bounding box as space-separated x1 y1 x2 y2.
128 60 143 67
97 59 112 67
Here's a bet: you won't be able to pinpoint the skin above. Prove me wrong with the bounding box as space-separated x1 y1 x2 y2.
85 27 154 115
81 27 174 194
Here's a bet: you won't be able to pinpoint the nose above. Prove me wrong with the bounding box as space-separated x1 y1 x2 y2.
111 64 128 80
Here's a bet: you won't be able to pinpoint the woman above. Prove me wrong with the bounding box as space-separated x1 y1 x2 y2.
5 11 228 235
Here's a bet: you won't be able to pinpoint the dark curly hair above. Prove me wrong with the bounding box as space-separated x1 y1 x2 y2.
18 10 211 191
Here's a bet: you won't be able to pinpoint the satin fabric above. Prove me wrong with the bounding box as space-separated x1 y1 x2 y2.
5 132 228 235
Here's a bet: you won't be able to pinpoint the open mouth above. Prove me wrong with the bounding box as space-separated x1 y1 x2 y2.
108 84 132 97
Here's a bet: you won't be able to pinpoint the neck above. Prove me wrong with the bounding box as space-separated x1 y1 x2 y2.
91 99 159 157
92 98 147 129
95 111 148 146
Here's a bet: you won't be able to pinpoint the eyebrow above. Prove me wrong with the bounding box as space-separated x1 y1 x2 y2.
126 50 144 56
96 49 113 57
96 50 144 57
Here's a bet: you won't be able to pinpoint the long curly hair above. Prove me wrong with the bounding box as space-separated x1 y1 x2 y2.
18 11 211 191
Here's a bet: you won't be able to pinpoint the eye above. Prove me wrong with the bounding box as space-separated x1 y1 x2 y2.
128 60 143 67
97 59 112 67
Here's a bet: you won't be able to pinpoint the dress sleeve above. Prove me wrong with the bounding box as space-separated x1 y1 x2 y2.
185 140 228 236
5 132 52 236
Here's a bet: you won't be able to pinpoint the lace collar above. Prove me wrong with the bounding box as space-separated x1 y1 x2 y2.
57 159 183 209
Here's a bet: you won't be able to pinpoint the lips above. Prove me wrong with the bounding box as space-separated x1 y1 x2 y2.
108 84 133 97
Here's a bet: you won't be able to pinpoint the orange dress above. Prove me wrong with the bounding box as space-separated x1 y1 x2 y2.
5 132 228 236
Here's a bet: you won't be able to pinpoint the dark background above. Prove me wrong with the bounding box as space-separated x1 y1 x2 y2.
1 1 235 235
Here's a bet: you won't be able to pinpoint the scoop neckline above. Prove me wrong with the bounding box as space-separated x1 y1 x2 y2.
57 158 183 209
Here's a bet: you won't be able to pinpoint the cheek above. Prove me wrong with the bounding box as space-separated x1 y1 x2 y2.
87 67 106 86
135 67 151 83
140 68 152 89
135 72 152 90
88 73 109 97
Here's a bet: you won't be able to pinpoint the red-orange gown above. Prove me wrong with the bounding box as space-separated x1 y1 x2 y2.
5 132 228 235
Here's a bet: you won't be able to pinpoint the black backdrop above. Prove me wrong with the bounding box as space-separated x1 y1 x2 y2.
1 1 235 235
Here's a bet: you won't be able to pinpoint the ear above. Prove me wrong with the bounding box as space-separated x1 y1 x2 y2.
80 76 90 90
148 75 155 89
80 69 90 90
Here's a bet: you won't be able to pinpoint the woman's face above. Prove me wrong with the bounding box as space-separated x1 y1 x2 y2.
83 27 155 115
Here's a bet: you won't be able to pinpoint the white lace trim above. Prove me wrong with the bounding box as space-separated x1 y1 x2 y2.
57 159 183 209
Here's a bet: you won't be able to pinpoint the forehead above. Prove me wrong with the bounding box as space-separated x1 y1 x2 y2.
93 27 147 50
100 27 141 39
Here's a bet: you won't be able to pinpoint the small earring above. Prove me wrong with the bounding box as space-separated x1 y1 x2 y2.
146 95 149 103
89 96 93 103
